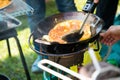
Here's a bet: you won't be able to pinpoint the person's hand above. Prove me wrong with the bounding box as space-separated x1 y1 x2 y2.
94 0 99 3
100 25 120 46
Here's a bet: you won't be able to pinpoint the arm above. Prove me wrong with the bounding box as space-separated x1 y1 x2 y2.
100 25 120 46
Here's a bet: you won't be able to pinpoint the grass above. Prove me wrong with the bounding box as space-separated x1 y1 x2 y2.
0 0 120 80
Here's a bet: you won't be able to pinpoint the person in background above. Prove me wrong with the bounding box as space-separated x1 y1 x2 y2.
96 0 119 30
100 25 120 46
96 0 120 67
25 0 77 73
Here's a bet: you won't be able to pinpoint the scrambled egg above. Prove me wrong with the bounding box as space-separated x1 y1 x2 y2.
48 20 91 44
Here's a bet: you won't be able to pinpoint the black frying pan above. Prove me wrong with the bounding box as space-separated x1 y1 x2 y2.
28 0 104 56
29 12 104 55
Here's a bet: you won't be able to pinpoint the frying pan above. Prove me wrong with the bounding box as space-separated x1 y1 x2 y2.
29 12 104 56
28 1 104 56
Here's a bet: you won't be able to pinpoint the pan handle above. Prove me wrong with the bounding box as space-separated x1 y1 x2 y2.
38 59 89 80
82 0 98 13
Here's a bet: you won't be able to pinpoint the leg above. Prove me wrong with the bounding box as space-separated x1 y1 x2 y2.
6 39 11 57
14 36 31 80
55 0 77 12
96 0 118 30
26 0 46 32
26 0 46 73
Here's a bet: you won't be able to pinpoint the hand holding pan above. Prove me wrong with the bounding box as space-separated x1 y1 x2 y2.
62 0 98 42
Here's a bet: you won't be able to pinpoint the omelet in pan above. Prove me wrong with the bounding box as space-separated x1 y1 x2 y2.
43 20 91 44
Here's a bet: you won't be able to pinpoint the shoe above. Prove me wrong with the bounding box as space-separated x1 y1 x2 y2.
31 55 43 73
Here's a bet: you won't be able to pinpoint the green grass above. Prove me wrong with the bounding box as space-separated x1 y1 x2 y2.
0 0 120 80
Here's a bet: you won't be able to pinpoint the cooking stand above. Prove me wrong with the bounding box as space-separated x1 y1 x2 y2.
0 0 34 80
29 32 113 79
38 48 120 80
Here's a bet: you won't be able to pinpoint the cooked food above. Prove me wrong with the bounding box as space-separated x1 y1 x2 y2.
43 20 91 44
0 0 11 9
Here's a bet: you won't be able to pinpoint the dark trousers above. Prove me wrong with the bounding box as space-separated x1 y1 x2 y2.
96 0 119 30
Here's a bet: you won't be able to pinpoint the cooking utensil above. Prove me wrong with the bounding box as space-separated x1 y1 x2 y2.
28 0 104 55
29 12 103 55
62 0 98 42
62 13 90 42
29 31 88 56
